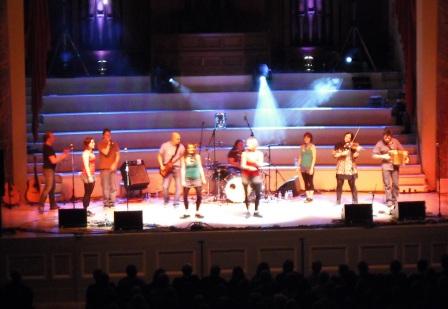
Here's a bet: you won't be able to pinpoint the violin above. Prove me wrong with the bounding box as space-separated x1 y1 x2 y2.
344 142 361 151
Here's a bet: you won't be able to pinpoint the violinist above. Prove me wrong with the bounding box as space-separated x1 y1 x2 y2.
372 129 408 207
332 132 361 205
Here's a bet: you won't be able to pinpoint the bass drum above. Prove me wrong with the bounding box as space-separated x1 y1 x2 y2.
224 175 251 203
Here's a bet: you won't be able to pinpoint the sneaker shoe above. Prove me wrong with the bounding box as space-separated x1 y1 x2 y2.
253 212 263 218
87 210 94 217
173 202 180 207
180 214 190 219
245 211 251 219
304 198 313 203
195 213 204 219
50 204 59 210
336 200 341 205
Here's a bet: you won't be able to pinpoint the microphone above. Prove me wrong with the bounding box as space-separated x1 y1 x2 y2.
69 143 74 149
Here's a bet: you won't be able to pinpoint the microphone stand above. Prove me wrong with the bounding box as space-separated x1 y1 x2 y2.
125 160 130 211
70 145 76 208
267 145 272 195
206 128 221 201
199 121 205 154
244 116 254 137
437 142 442 217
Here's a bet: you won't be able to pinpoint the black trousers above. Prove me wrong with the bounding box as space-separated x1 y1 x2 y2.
183 186 202 211
243 182 262 211
83 182 95 209
301 172 314 191
336 174 358 203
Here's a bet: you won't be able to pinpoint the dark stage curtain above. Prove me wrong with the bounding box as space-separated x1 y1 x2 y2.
28 0 50 142
395 0 416 117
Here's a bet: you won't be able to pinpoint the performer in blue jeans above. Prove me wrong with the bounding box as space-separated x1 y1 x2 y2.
372 129 408 207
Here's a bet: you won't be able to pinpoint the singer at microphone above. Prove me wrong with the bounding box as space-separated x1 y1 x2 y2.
98 128 121 208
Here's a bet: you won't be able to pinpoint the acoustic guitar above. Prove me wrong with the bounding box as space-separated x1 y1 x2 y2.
26 156 41 203
2 182 20 206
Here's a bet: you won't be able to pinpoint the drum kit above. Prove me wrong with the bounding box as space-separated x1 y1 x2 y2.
206 162 269 203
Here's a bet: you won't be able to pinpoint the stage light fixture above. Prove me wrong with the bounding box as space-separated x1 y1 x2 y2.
303 55 314 72
168 78 180 88
214 112 227 129
345 56 353 64
253 63 272 90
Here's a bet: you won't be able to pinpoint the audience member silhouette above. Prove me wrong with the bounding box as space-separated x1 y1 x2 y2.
116 264 146 308
0 271 33 309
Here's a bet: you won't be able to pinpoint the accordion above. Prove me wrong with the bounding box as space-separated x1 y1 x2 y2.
389 150 408 165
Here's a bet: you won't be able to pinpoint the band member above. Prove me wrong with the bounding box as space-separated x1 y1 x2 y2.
97 128 120 208
158 132 185 206
82 137 96 216
227 139 244 170
180 143 206 219
298 132 316 203
372 129 408 207
332 132 361 205
38 131 69 213
241 137 264 217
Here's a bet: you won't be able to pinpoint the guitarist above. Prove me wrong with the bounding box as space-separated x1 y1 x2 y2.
39 131 69 213
158 132 185 206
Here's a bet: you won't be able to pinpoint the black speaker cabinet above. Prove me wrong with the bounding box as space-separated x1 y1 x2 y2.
343 204 373 225
395 201 426 221
120 161 150 191
114 211 143 230
276 177 301 197
58 209 87 228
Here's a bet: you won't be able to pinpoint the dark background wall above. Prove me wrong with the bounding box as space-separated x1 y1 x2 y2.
40 0 396 76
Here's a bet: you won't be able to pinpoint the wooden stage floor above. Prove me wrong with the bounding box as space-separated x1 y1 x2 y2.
2 192 448 236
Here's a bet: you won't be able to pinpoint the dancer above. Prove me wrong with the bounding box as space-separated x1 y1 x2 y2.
332 132 361 205
372 129 408 207
297 132 316 203
82 137 96 216
38 131 69 213
158 132 185 206
241 137 264 217
180 143 206 219
98 128 120 208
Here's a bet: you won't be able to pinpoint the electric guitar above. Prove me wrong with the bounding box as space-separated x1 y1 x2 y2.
159 144 181 177
26 155 41 203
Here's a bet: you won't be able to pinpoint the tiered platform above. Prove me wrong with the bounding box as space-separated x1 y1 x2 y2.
26 72 426 200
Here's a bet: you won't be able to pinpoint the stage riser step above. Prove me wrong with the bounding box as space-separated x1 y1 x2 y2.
27 127 414 150
48 167 428 201
41 90 388 113
43 73 401 95
40 108 395 132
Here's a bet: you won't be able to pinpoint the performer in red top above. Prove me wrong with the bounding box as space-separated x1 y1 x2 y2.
241 137 264 218
82 137 96 216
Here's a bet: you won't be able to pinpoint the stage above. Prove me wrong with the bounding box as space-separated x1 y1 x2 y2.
2 192 447 235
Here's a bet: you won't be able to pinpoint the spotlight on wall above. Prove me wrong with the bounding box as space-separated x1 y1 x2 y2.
345 56 353 64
